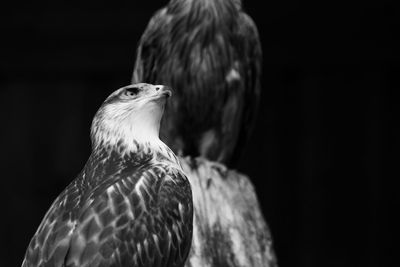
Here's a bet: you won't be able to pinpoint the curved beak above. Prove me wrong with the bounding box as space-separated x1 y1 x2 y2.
156 85 172 98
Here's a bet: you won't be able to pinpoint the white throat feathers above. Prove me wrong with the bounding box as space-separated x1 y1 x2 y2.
90 83 173 156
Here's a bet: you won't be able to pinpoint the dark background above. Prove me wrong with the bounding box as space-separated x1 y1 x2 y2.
0 0 397 266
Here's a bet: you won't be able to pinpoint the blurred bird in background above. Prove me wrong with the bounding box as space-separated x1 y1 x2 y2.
131 2 275 267
132 0 262 167
22 84 193 267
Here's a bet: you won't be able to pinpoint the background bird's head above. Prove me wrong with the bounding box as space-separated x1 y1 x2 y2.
167 0 242 11
90 83 172 152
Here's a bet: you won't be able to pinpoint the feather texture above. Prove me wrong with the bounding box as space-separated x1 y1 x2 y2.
22 84 193 267
132 0 262 166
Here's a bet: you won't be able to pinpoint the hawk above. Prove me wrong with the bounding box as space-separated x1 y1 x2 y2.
22 83 193 267
132 0 262 167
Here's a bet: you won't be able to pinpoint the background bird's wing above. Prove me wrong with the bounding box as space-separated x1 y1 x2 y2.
228 12 262 165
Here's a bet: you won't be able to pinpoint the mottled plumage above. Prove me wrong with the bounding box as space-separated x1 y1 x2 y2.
22 83 193 267
132 0 262 166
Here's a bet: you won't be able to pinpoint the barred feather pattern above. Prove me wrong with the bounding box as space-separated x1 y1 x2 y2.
22 146 193 267
132 0 262 166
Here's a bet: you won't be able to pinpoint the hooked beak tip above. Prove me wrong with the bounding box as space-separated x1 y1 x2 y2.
164 89 172 98
156 85 172 98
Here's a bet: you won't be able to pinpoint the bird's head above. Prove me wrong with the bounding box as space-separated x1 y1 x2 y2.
90 83 172 153
167 0 242 12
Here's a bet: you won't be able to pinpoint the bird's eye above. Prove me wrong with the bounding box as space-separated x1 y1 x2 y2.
124 87 140 97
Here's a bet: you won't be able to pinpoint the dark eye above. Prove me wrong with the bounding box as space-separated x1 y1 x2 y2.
124 87 140 97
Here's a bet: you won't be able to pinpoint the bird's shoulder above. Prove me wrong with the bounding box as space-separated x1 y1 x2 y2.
237 11 260 38
139 8 172 46
236 11 262 63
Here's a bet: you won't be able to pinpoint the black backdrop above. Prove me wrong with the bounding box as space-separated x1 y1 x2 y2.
0 1 396 267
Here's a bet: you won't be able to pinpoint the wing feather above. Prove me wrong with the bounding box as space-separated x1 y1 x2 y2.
22 179 84 267
23 164 192 267
227 11 262 164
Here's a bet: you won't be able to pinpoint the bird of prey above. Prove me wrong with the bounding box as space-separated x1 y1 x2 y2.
132 0 262 167
22 83 193 267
